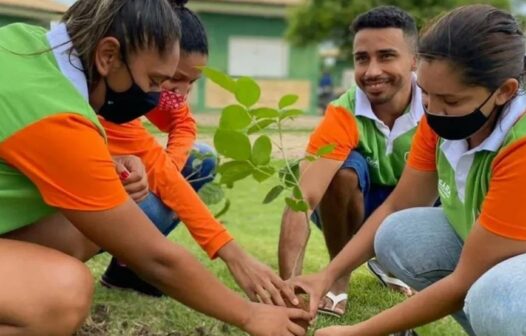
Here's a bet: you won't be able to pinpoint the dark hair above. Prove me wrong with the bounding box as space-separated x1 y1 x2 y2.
168 0 208 55
63 0 181 84
419 5 525 91
351 6 418 51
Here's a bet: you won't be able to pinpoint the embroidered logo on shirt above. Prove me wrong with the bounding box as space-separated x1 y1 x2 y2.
366 156 380 169
438 179 451 199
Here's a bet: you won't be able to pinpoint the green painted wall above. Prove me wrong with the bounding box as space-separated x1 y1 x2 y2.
195 12 319 114
0 14 44 27
332 58 353 87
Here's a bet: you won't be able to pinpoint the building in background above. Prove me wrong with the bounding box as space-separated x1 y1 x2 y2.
188 0 320 114
2 0 321 114
0 0 66 27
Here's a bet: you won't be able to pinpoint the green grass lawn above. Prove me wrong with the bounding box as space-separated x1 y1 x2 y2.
83 176 466 336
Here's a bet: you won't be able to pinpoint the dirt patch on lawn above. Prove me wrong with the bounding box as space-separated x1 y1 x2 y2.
75 304 110 336
75 304 232 336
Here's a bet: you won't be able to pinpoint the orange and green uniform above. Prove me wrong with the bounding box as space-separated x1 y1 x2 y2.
408 94 526 240
308 76 424 187
0 23 127 234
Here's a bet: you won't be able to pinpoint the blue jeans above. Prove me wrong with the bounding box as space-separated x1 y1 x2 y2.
139 142 217 235
374 207 526 336
311 150 393 228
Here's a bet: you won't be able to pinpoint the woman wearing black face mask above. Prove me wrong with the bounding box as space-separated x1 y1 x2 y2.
0 0 310 335
98 0 300 310
291 5 526 336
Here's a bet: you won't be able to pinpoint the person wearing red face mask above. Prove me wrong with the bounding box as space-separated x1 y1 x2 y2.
98 0 297 307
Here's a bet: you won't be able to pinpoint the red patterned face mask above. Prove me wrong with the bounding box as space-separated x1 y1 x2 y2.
158 90 186 112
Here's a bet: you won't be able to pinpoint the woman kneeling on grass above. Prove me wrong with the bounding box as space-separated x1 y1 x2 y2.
295 4 526 336
0 0 310 335
99 0 294 305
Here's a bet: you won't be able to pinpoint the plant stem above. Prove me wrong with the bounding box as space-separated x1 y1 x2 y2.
277 120 311 283
277 121 301 187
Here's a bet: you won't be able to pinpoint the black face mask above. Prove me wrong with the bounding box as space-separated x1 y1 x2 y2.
425 91 495 140
98 65 161 124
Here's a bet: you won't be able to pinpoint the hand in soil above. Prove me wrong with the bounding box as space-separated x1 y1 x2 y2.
243 302 311 336
288 271 332 316
224 251 297 307
283 288 311 332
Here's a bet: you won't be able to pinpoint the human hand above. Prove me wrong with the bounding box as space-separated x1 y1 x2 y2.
289 271 332 316
113 155 149 202
242 302 312 336
219 242 298 307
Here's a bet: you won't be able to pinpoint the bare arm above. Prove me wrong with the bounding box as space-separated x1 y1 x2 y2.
0 114 311 335
323 223 526 335
325 166 438 284
293 166 438 314
278 157 342 279
62 200 251 327
63 200 312 336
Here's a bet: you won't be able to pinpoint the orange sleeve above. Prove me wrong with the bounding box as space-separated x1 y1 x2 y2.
101 118 232 258
306 104 359 160
479 138 526 240
146 102 197 170
0 114 127 210
407 115 439 172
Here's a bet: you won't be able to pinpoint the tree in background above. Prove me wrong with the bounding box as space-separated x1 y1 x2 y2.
287 0 512 58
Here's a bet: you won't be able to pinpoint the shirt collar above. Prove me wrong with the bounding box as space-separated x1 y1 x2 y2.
354 73 424 123
46 23 89 101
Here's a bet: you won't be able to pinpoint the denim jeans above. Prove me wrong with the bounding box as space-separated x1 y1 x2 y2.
138 142 217 235
374 207 526 336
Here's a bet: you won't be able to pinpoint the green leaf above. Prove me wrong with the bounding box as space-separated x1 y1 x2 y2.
316 143 336 156
285 197 298 209
293 186 303 199
278 161 300 188
279 109 304 121
219 104 252 130
214 129 251 160
279 94 299 109
251 135 272 166
235 77 261 107
252 107 280 119
286 197 308 212
214 198 231 218
218 161 253 184
248 119 275 135
198 182 225 205
202 67 236 93
296 200 309 212
304 155 317 162
263 185 284 204
252 166 275 182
